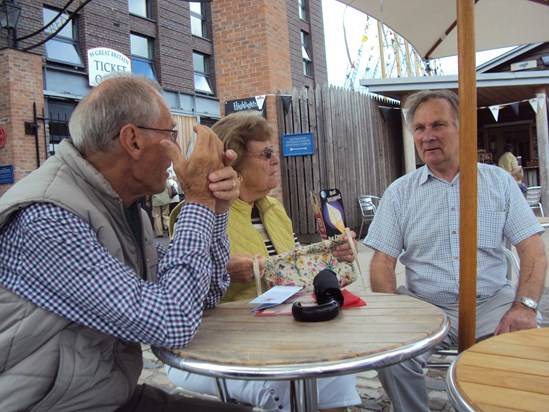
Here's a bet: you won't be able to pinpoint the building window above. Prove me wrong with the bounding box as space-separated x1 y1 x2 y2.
45 99 76 155
130 33 157 81
43 7 84 67
128 0 151 18
193 52 213 95
298 0 308 21
301 31 313 76
190 2 208 39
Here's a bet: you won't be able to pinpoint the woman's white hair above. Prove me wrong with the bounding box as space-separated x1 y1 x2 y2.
69 73 165 155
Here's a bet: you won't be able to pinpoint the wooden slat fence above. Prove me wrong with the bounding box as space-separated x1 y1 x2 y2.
276 84 403 239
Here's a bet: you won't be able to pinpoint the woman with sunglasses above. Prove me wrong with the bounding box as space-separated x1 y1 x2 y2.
166 110 360 412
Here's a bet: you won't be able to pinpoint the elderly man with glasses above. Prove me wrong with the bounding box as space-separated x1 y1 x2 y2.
0 74 250 412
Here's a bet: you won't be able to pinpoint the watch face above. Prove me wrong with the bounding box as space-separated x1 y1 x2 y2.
517 297 537 309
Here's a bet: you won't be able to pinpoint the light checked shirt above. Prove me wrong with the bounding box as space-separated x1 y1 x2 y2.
0 201 230 348
365 163 543 304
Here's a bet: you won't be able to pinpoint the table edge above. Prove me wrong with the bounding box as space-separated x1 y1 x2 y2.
446 353 476 412
153 316 450 381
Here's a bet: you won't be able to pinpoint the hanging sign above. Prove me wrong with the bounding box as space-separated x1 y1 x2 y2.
87 47 131 87
281 132 314 157
0 126 6 150
224 96 267 116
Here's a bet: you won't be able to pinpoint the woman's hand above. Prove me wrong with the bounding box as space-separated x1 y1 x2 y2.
332 230 358 262
227 253 266 283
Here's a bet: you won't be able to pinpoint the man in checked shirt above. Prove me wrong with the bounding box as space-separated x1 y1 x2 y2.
0 74 251 412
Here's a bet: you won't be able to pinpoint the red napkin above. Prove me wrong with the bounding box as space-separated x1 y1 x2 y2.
340 289 367 308
311 289 367 309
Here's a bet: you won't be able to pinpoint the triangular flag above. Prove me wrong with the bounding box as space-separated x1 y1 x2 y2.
255 95 266 111
529 98 539 113
378 106 392 122
510 102 519 116
489 105 500 122
280 95 291 114
401 108 409 120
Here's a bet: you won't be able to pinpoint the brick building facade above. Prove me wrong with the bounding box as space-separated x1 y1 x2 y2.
0 0 328 198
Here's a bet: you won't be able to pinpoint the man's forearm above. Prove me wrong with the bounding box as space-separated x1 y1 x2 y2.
515 235 548 303
369 251 398 293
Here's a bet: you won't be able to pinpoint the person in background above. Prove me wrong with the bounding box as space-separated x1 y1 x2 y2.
364 89 547 412
510 166 528 197
0 74 249 412
167 170 181 213
140 194 154 226
152 180 171 237
166 110 361 412
498 142 519 172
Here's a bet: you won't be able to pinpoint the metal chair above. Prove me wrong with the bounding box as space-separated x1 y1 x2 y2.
525 186 544 217
357 195 380 239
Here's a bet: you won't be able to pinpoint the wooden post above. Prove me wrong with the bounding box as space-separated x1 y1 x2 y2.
535 89 549 209
457 0 478 352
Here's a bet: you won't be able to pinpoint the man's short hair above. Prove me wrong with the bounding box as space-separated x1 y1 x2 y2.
404 89 459 130
69 73 165 155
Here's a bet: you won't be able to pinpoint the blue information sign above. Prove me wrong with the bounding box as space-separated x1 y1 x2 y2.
281 132 314 157
0 165 14 184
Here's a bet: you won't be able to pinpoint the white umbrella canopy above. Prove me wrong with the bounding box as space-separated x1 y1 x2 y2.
335 0 549 351
338 0 549 60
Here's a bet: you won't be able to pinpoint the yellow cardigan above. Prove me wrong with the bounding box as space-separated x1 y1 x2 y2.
224 196 295 302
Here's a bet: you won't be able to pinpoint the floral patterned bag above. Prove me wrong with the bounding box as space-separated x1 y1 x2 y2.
255 237 359 294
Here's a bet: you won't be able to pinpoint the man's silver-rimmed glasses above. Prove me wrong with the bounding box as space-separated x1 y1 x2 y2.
136 126 178 142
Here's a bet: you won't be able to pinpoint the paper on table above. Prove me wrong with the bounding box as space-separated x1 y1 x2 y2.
250 285 302 312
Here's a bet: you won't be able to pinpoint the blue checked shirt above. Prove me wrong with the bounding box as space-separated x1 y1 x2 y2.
365 163 544 304
0 201 230 348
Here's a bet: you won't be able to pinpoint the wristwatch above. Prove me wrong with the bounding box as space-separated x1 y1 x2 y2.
514 296 538 311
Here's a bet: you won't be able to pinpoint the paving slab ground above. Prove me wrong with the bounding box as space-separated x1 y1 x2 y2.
142 231 549 411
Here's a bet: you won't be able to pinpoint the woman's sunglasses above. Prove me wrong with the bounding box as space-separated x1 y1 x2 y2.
248 147 274 159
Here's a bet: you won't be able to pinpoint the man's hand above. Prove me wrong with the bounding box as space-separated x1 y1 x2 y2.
332 230 357 262
494 234 548 335
227 253 266 283
161 125 224 211
208 149 240 214
494 303 538 335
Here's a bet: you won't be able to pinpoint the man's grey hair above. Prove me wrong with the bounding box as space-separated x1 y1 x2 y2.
403 89 459 131
69 73 165 155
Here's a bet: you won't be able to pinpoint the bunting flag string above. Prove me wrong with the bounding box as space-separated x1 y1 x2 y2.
476 95 546 122
376 95 545 122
